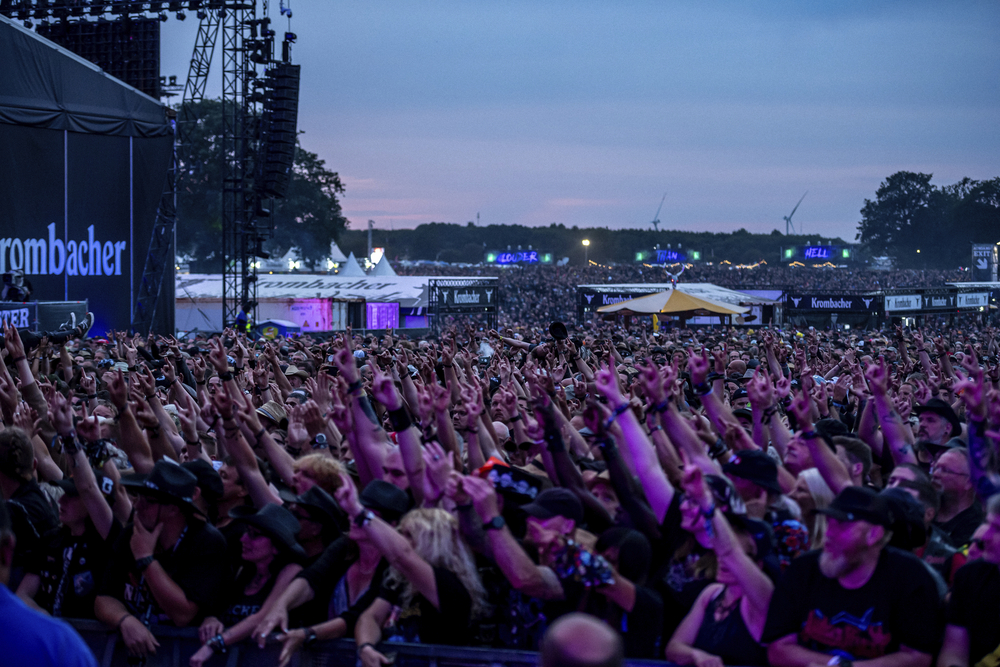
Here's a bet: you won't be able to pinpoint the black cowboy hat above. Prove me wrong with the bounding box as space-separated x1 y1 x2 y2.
121 460 201 515
913 398 962 438
229 503 306 558
279 485 349 532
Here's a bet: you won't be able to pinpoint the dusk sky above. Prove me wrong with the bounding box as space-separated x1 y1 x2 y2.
162 1 1000 241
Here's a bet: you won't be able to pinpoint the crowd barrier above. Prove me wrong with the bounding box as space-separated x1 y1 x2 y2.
68 619 679 667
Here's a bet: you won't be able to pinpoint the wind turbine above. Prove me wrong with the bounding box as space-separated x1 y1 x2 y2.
783 191 808 235
650 193 667 232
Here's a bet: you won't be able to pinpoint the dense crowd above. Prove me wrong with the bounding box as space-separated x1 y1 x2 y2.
1 309 999 667
395 265 971 328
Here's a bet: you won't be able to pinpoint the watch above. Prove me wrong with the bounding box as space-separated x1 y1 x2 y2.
135 555 156 572
302 627 318 648
482 515 506 531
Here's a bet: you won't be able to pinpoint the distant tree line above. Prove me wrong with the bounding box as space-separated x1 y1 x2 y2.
339 223 847 267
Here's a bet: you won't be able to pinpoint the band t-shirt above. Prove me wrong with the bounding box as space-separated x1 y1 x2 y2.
31 520 122 619
763 548 943 660
947 560 1000 667
98 520 230 625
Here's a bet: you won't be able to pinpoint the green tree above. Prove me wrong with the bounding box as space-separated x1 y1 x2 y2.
174 99 348 268
856 171 935 261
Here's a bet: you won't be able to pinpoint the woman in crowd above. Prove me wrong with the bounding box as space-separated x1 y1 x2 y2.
665 466 774 667
789 468 835 549
189 504 304 667
335 472 487 664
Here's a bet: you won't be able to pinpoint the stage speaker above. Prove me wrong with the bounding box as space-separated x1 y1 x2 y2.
256 63 300 199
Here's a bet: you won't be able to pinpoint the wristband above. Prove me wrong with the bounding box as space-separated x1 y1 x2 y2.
303 628 318 648
9 356 25 364
253 426 266 442
358 642 377 656
801 430 820 439
219 371 234 382
509 414 522 422
386 406 412 432
347 379 363 395
603 403 631 430
651 400 671 414
115 613 132 632
207 633 227 654
135 555 156 572
184 436 200 446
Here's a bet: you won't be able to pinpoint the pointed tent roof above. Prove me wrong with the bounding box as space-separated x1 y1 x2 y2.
370 255 397 277
328 240 348 263
339 252 367 277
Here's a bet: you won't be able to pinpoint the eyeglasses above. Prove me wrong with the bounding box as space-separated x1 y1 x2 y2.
930 465 969 477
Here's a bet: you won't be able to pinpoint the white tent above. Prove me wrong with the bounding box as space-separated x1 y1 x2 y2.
339 252 367 277
370 255 398 277
328 240 348 263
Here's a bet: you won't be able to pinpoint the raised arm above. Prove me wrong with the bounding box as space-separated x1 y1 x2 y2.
335 473 441 608
594 362 675 522
867 357 917 466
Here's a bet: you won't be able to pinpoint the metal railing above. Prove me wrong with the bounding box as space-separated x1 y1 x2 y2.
67 619 675 667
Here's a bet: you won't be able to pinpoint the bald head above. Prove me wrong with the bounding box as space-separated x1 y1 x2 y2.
541 614 623 667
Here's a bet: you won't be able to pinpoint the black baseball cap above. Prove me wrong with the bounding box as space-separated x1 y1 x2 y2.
518 488 584 524
817 486 894 528
723 450 782 495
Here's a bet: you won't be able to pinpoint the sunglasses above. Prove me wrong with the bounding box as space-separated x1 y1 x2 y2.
503 440 534 453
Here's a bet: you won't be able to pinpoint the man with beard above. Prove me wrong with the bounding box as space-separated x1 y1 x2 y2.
764 487 942 667
930 449 983 548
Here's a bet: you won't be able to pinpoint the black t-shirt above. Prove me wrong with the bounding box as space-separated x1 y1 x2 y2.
651 493 713 637
947 560 1000 666
585 584 664 659
31 519 122 619
378 566 473 646
6 479 60 585
98 519 231 626
933 503 985 548
297 536 388 631
762 548 943 660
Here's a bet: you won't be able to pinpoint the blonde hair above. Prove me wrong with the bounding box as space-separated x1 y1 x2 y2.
800 468 835 549
293 454 345 495
386 508 488 617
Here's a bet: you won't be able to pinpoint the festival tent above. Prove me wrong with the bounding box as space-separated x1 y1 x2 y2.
597 288 749 316
339 252 366 277
370 255 398 277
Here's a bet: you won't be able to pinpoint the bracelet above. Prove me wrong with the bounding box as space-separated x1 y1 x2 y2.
509 414 522 422
207 633 227 654
144 394 155 401
196 381 206 386
135 555 156 572
184 436 200 446
651 400 671 414
9 356 25 364
801 430 820 440
358 642 377 656
386 406 412 432
648 425 663 434
354 509 374 528
603 403 631 431
347 379 363 394
87 394 97 400
219 371 234 382
253 426 266 442
115 613 132 632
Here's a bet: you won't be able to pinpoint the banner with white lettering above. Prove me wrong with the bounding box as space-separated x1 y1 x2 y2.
956 292 989 309
0 124 171 333
435 285 498 311
785 294 881 312
884 294 921 312
921 294 956 310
